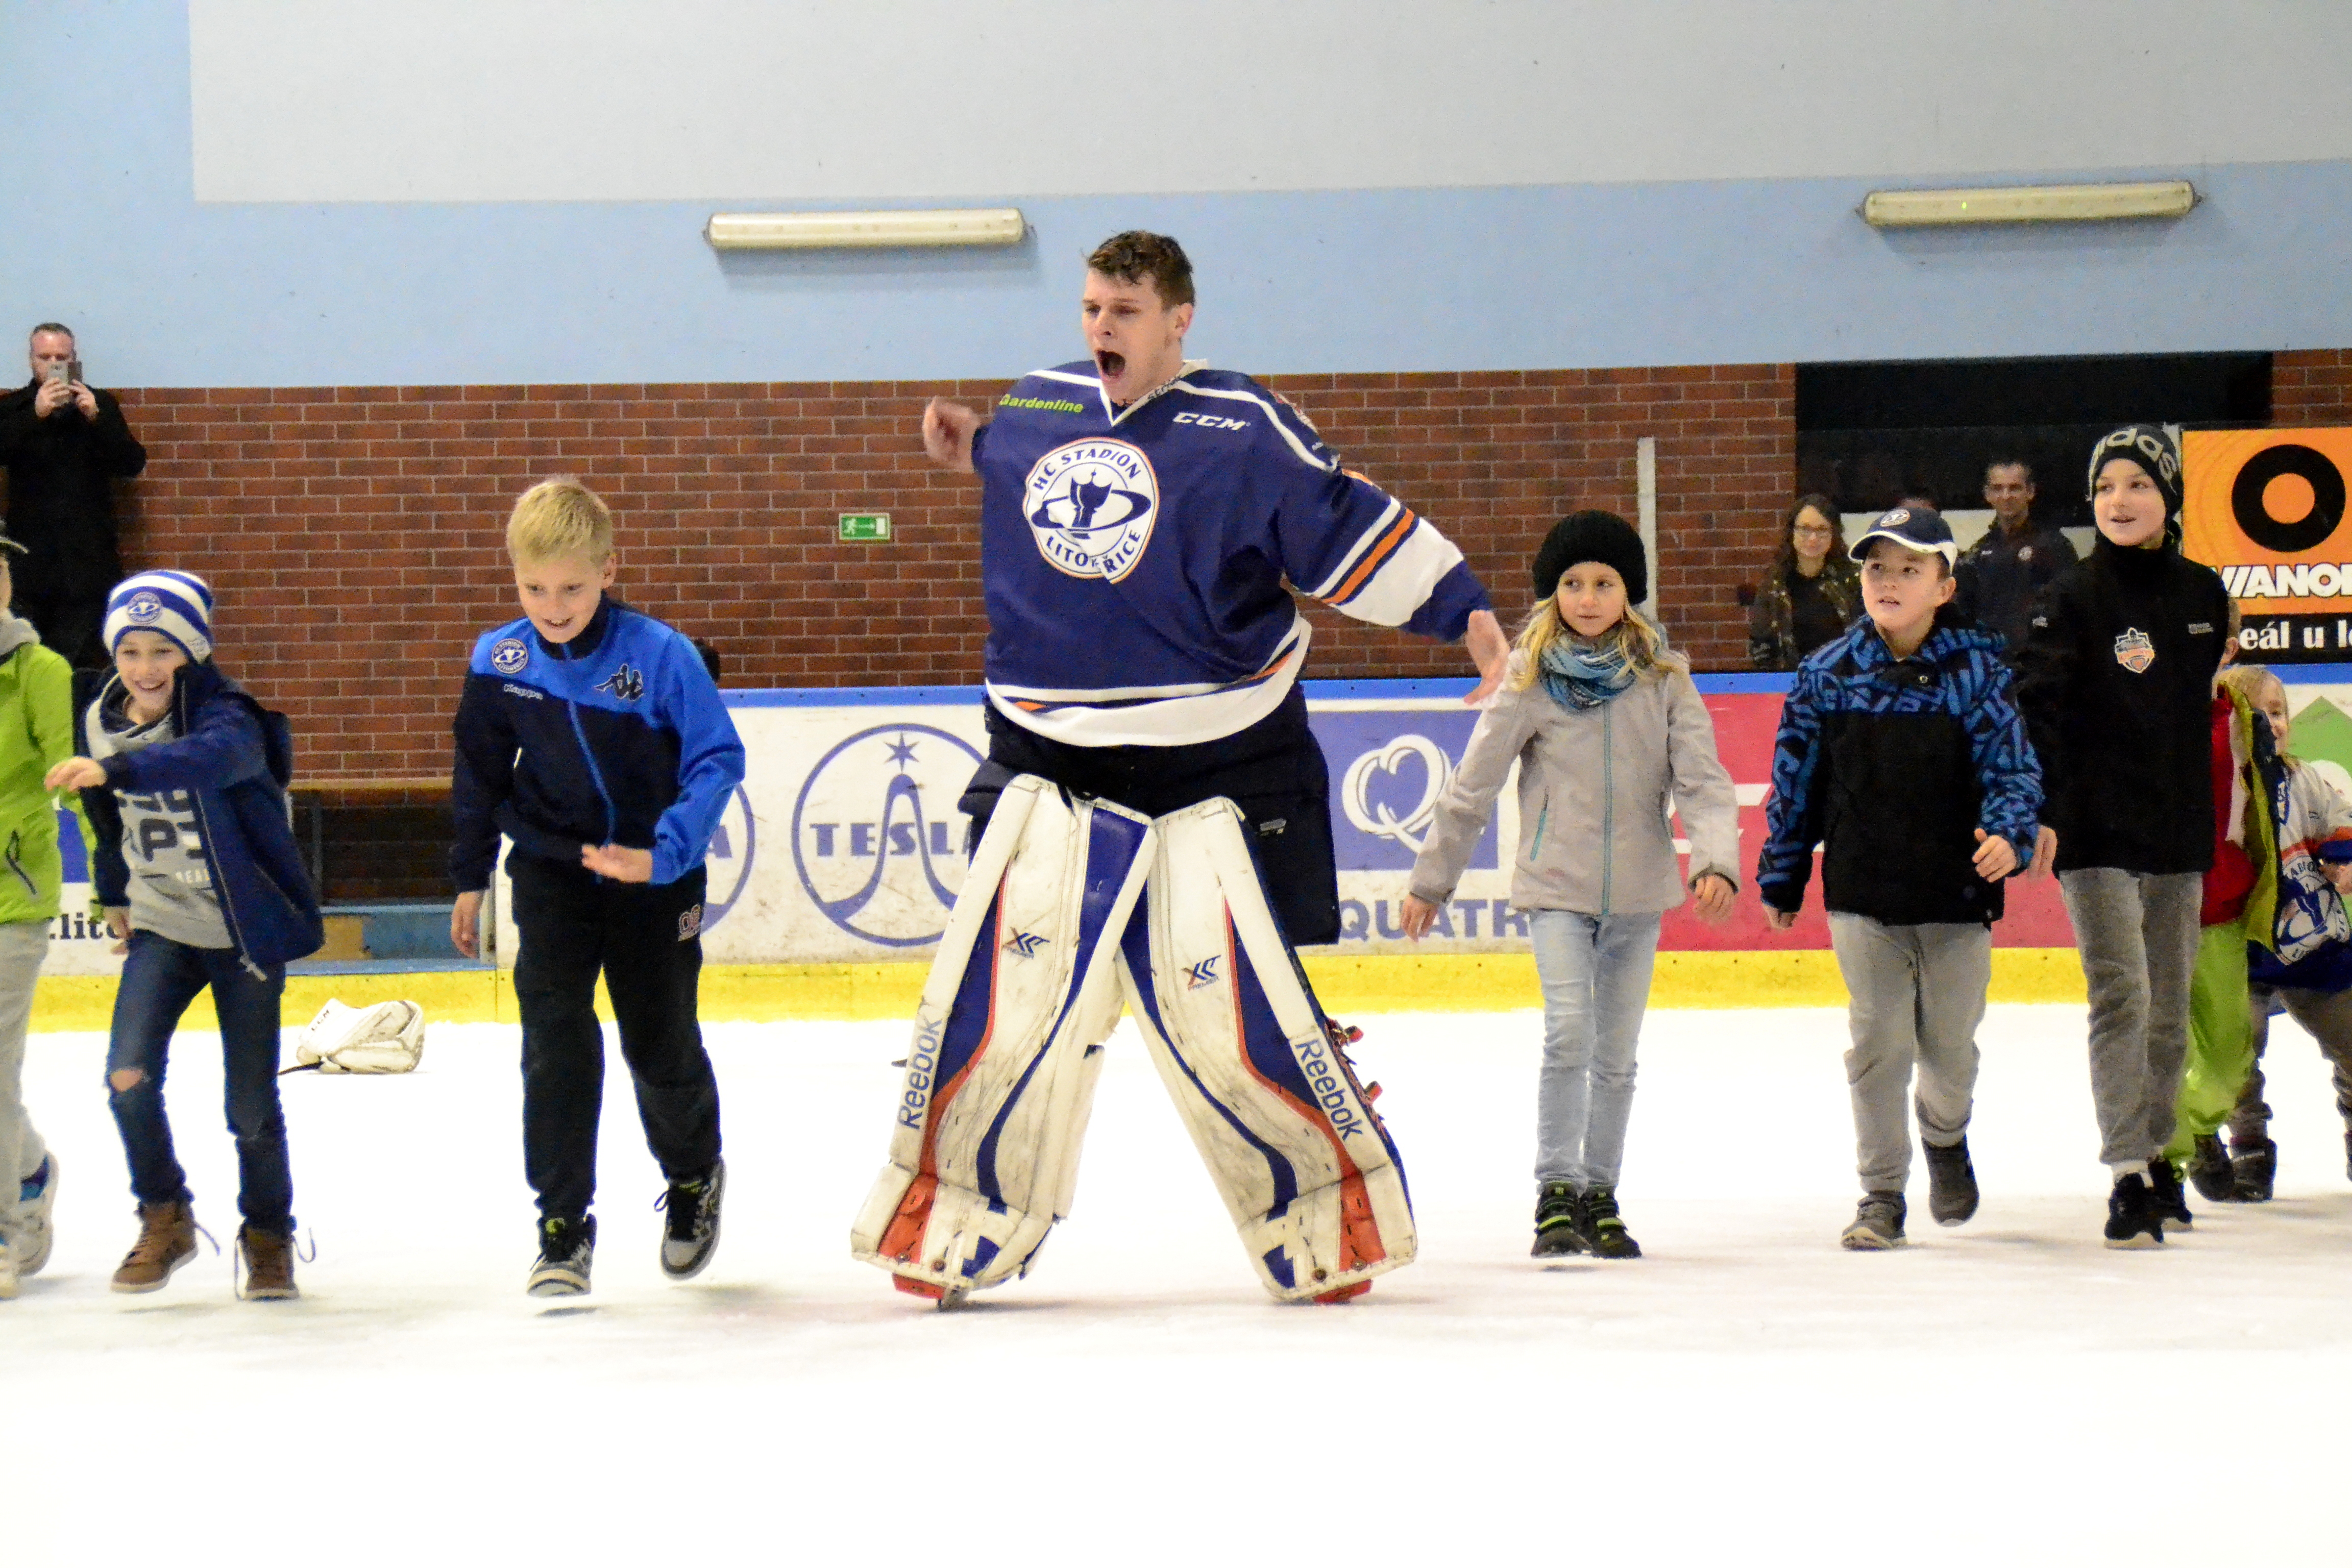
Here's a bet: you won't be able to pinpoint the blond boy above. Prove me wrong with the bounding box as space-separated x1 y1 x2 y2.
450 479 746 1296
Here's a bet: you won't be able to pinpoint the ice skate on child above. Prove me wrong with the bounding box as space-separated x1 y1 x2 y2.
1405 510 1739 1261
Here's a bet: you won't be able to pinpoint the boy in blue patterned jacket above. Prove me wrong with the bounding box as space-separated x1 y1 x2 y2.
1757 508 2043 1250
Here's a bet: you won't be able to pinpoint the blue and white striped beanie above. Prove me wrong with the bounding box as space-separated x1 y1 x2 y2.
104 571 214 663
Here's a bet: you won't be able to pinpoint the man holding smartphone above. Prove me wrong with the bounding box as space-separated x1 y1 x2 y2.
0 323 148 670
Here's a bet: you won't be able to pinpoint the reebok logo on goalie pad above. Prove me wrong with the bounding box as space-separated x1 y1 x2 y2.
1184 957 1220 989
1003 930 1048 959
1293 1033 1368 1140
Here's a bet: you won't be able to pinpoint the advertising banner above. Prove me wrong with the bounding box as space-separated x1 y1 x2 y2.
2184 427 2352 661
469 671 2348 969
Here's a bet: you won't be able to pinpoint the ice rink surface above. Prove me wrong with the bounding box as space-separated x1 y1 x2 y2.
11 1002 2352 1565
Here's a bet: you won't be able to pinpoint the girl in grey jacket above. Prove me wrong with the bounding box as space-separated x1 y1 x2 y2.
1403 512 1739 1259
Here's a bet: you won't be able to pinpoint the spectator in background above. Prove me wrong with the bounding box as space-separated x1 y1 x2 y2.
0 325 147 670
1748 495 1860 671
1957 458 2077 652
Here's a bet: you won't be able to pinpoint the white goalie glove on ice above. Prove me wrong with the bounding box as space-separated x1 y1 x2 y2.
289 999 426 1074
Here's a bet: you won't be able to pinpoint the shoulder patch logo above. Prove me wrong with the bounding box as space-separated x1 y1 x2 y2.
1022 437 1159 582
490 636 530 676
2114 627 2156 674
596 663 645 702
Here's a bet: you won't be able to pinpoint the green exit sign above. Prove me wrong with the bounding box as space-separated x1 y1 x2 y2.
839 512 892 542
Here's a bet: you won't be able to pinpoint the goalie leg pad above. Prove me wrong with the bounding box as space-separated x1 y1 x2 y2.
851 776 1155 1295
1118 798 1415 1302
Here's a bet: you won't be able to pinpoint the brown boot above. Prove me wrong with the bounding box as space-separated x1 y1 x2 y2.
111 1200 198 1293
237 1225 299 1301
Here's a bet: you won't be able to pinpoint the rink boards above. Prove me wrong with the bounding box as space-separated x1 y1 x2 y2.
484 668 2352 968
40 670 2352 978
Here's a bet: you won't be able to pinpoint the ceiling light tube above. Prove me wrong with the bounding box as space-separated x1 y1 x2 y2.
1860 180 2196 227
704 208 1026 250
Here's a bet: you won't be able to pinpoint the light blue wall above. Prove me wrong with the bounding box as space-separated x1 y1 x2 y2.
5 3 2349 388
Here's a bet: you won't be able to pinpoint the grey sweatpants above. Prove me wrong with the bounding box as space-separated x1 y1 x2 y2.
0 919 52 1241
1828 914 1991 1194
2229 983 2352 1144
2059 868 2202 1168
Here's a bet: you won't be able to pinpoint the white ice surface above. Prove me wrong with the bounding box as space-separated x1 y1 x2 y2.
10 1004 2352 1565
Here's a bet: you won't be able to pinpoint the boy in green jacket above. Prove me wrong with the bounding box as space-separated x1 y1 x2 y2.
0 530 76 1300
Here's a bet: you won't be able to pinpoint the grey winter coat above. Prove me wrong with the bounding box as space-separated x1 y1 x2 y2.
1409 652 1741 916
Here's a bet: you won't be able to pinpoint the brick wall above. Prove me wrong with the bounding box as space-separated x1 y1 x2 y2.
2276 348 2352 426
85 367 1795 782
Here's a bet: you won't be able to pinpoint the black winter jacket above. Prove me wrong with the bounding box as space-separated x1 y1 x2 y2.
0 380 146 600
2014 537 2232 876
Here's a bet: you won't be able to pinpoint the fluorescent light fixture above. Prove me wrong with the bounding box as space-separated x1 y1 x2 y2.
704 208 1025 249
1860 180 2196 227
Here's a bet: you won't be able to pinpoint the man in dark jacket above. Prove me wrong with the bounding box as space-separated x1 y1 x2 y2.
0 324 147 669
1955 458 2078 653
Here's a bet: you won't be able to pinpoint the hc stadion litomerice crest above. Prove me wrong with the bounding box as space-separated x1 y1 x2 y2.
1022 437 1159 581
790 724 985 948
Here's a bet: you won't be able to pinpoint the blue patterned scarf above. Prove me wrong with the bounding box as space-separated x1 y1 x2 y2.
1538 631 1640 709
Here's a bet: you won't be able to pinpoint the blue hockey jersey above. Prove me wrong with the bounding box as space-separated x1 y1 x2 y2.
970 361 1491 746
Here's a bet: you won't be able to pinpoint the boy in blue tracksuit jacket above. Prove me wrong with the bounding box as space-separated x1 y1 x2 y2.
450 479 746 1298
54 571 325 1299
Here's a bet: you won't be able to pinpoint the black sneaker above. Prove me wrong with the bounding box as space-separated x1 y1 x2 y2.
656 1159 725 1281
2187 1135 2239 1203
528 1214 596 1297
1531 1181 1585 1257
1923 1138 1979 1226
2104 1174 2164 1248
1840 1191 1907 1251
2147 1159 2192 1230
1575 1185 1642 1259
2231 1137 2277 1203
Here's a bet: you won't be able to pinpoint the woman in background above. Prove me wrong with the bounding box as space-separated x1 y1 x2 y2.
1748 495 1860 671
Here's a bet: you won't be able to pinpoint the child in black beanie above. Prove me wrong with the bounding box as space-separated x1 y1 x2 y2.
2016 425 2233 1247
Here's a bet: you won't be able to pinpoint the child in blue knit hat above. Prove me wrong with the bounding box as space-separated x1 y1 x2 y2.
47 570 323 1298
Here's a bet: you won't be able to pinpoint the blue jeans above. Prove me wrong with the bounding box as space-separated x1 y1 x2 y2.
106 930 293 1231
1528 910 1661 1188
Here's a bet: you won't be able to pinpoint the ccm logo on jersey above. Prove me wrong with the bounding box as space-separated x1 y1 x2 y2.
1172 412 1250 431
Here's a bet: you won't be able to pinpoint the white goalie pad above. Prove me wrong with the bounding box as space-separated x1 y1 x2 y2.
290 999 425 1074
1118 799 1416 1302
851 775 1156 1301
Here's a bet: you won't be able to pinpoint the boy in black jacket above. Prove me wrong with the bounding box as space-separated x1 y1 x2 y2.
2017 426 2232 1247
1758 508 2042 1250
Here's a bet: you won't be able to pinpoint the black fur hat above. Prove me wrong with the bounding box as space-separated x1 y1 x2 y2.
1531 509 1647 604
